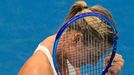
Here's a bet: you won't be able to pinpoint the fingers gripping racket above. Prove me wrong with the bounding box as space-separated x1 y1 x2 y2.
52 12 118 75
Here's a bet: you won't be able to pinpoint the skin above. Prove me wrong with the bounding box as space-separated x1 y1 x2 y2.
18 35 56 75
19 1 124 75
18 35 124 75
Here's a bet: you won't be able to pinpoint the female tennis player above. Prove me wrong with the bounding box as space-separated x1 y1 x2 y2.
19 1 124 75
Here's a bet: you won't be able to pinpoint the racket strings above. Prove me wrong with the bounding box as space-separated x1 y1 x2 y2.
57 16 112 75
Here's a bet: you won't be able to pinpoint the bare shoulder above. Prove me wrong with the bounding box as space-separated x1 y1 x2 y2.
18 51 53 75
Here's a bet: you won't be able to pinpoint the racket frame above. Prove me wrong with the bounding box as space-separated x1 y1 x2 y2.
52 12 118 75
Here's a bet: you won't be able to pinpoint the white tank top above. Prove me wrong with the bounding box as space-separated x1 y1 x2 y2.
34 45 57 75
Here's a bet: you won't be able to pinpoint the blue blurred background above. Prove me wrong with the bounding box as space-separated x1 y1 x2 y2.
0 0 133 75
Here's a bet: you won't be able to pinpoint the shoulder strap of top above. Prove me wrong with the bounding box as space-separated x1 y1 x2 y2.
34 45 57 75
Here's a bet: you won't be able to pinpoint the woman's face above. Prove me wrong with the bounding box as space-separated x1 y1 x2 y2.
56 1 113 68
57 29 111 69
57 30 94 68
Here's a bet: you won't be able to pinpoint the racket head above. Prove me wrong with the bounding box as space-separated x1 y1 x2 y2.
53 12 118 75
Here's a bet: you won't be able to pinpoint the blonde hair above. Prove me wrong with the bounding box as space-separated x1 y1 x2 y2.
90 5 118 33
65 2 118 34
90 5 114 24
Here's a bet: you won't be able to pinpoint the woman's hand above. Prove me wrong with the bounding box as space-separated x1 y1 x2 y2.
104 54 124 75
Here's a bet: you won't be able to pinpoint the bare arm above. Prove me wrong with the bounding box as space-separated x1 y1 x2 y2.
18 51 54 75
18 35 56 75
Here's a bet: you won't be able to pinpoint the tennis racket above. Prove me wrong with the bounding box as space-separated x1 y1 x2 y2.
52 12 118 75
